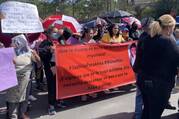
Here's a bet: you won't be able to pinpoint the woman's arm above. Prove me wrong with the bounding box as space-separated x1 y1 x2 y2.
31 50 41 63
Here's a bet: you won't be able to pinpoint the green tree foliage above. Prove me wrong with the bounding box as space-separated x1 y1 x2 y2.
0 0 178 21
141 6 155 18
154 0 177 18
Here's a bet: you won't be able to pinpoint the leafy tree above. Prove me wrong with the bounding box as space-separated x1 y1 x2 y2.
154 0 177 18
2 0 179 21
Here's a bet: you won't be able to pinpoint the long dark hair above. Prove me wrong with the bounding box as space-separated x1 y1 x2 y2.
108 23 120 37
81 27 93 39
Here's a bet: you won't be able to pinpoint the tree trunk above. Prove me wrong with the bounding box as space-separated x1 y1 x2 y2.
131 0 135 5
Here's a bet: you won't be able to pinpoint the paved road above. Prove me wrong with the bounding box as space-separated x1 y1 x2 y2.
0 85 179 119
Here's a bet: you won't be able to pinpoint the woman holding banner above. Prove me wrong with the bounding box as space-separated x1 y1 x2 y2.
6 34 40 119
101 23 125 44
81 27 96 44
80 27 98 101
39 32 67 115
133 14 179 119
100 23 126 92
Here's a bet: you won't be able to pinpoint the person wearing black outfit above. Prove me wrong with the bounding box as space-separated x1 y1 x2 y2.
129 22 141 41
133 17 154 119
133 14 179 119
38 40 57 114
58 27 72 45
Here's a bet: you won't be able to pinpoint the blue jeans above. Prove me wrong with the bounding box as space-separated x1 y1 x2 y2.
135 85 143 119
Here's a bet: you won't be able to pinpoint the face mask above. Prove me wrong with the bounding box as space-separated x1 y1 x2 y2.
51 33 60 39
132 25 138 30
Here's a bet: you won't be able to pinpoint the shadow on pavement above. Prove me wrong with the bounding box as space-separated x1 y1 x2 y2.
55 84 136 111
94 112 179 119
0 84 136 119
162 113 179 119
30 84 136 118
0 91 7 119
28 91 49 119
93 112 134 119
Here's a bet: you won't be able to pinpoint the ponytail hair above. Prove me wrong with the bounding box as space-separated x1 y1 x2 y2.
150 14 176 38
150 21 162 37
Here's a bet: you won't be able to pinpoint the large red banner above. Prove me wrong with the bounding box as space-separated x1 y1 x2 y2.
55 42 136 99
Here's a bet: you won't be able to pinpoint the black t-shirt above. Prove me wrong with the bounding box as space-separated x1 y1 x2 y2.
136 34 179 87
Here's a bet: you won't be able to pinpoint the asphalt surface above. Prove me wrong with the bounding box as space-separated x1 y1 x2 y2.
0 83 179 119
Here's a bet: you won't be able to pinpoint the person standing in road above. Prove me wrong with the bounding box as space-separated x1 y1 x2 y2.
6 34 40 119
133 17 154 119
133 14 179 119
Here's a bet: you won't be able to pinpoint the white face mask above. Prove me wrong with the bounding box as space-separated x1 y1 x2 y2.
51 32 60 39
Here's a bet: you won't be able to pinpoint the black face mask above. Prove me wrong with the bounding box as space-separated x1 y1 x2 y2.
132 25 138 30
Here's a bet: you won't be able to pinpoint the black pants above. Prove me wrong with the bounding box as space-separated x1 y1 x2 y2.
138 77 171 119
34 63 44 88
44 68 56 106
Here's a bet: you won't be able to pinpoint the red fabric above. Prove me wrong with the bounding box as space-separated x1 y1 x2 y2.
55 43 136 99
122 17 142 29
43 15 79 33
43 15 62 30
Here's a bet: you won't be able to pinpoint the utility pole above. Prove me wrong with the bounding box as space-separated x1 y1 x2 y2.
131 0 135 5
72 1 74 17
109 0 111 11
106 0 109 12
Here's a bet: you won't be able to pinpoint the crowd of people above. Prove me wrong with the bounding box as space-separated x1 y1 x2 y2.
1 13 179 119
0 17 140 118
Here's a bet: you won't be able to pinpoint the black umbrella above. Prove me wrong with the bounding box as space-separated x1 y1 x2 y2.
81 17 108 28
101 10 133 18
81 20 96 28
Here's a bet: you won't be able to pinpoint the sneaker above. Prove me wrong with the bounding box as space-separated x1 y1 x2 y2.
28 95 37 101
28 101 32 106
113 87 119 91
56 101 67 108
104 89 111 94
81 95 88 101
165 102 176 110
89 93 97 98
6 113 17 119
35 86 45 91
9 114 18 119
48 105 56 115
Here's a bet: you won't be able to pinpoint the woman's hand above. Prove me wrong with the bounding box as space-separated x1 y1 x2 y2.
50 45 55 53
51 66 56 76
31 50 41 63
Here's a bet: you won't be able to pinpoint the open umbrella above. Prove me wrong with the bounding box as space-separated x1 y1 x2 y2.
43 15 82 33
81 17 107 28
122 17 142 29
101 10 133 18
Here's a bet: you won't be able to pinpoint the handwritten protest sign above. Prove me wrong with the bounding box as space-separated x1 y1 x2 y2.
0 1 44 33
0 48 17 92
55 43 136 99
